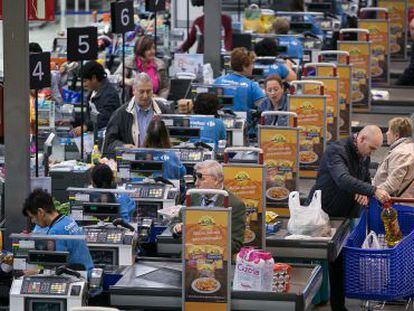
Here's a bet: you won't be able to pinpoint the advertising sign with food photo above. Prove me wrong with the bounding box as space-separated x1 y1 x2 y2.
288 95 327 178
378 0 407 59
338 41 372 110
258 127 299 209
304 77 340 142
223 166 265 248
358 19 390 85
183 208 231 311
316 66 352 138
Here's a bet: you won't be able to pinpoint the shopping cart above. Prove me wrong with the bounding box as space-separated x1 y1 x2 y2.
344 198 414 310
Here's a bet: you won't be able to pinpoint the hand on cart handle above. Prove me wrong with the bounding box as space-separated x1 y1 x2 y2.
374 188 391 204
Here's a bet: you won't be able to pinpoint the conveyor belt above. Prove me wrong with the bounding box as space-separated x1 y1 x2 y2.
266 218 351 262
110 260 323 311
157 218 351 263
372 87 414 114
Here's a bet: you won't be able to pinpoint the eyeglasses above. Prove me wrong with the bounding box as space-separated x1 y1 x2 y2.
193 172 214 180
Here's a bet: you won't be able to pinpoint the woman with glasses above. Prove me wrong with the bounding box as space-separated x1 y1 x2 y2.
258 74 289 127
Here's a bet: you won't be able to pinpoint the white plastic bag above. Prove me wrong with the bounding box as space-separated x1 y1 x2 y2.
287 190 331 237
362 231 381 249
233 247 274 292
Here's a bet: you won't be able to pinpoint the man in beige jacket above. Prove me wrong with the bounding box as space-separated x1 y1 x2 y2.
373 117 414 199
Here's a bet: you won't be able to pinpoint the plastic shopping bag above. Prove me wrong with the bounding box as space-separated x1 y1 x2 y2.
287 190 331 237
233 247 274 292
362 231 381 249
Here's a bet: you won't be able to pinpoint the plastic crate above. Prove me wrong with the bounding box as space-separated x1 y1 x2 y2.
344 199 414 301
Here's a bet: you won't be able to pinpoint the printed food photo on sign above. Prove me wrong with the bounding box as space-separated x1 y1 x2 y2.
259 128 299 208
339 42 371 106
337 66 352 137
378 0 406 59
288 96 326 176
223 166 264 247
184 210 229 306
358 21 389 83
305 79 339 142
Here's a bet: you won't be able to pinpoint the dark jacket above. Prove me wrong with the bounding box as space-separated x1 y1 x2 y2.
102 98 172 156
86 79 121 130
308 137 376 218
169 190 246 255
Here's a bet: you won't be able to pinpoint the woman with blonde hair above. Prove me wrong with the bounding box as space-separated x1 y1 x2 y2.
373 117 414 198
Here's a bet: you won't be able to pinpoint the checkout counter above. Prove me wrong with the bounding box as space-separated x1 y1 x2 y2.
9 234 95 311
116 147 213 178
110 259 322 311
67 187 138 266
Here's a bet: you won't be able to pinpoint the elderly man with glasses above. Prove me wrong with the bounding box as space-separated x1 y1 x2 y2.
170 160 246 255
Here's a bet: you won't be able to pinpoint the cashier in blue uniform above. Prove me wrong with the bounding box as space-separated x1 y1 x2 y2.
214 48 265 134
143 118 186 180
258 74 289 126
189 93 226 151
91 163 136 222
23 189 94 272
253 38 297 82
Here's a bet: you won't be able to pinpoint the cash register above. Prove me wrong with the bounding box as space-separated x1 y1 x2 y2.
116 146 213 178
124 181 179 248
9 235 89 311
67 188 138 266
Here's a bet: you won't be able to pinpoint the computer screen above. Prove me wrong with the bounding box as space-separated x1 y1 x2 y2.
168 79 193 101
27 250 69 267
82 202 120 219
168 127 201 139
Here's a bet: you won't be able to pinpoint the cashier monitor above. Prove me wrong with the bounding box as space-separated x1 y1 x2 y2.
82 202 120 221
306 2 335 14
168 79 193 102
168 127 201 144
130 160 164 179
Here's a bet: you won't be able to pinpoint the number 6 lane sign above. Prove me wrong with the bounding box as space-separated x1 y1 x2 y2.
111 0 134 34
67 27 98 61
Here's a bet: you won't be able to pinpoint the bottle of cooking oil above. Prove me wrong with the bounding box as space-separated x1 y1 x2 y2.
381 202 403 247
91 144 101 165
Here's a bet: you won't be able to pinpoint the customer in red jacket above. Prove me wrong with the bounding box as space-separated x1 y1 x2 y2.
177 14 233 53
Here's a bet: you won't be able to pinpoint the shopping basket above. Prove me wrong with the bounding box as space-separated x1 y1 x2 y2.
344 198 414 301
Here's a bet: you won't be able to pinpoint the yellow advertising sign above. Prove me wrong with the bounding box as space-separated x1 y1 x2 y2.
223 165 264 247
184 208 230 311
359 19 389 83
337 66 352 137
338 41 371 108
288 95 326 178
378 0 407 58
304 78 339 142
259 127 299 208
316 66 335 77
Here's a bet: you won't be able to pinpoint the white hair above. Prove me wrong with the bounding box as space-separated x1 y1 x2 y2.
133 72 153 89
194 160 224 182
